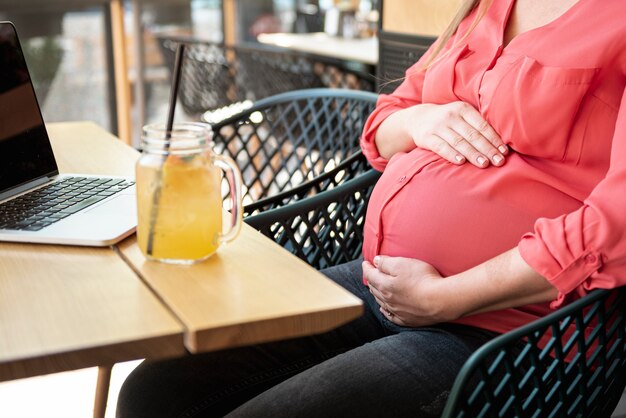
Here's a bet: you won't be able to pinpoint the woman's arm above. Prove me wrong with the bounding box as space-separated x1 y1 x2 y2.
363 248 557 327
453 248 558 315
363 248 558 327
374 101 509 169
516 87 626 308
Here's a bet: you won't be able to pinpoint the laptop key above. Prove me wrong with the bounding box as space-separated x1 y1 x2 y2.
15 220 35 227
22 224 44 231
65 198 86 204
105 179 126 186
92 179 113 185
58 195 109 215
47 212 71 219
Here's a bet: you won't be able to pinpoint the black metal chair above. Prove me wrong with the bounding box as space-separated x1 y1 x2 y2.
156 35 376 120
210 88 378 217
246 168 381 269
376 31 435 94
443 286 626 417
245 168 626 416
235 42 376 96
157 35 241 118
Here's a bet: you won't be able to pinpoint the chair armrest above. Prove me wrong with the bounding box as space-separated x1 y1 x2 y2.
443 286 626 418
243 151 369 216
245 169 381 270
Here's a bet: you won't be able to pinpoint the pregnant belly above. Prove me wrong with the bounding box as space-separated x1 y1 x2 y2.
364 152 582 277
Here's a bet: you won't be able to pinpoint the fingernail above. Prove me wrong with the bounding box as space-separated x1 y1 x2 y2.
498 145 508 154
477 156 487 166
455 155 465 163
373 256 380 267
493 155 503 165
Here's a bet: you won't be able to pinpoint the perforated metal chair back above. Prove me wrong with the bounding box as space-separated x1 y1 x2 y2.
158 36 241 116
233 43 324 100
442 287 626 418
211 89 378 216
233 42 375 94
377 32 434 94
246 169 381 270
157 36 376 119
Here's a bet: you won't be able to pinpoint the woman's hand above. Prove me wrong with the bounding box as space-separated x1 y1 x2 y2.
375 101 508 168
363 249 558 328
362 256 460 327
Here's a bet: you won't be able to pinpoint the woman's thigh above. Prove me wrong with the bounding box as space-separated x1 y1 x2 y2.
116 259 390 418
227 325 493 418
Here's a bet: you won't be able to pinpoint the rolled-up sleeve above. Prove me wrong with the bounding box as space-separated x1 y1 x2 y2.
360 45 437 171
519 87 626 308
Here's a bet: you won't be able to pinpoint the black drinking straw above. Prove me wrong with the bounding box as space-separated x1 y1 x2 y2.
146 43 186 256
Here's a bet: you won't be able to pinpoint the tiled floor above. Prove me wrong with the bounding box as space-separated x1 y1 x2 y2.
0 360 141 418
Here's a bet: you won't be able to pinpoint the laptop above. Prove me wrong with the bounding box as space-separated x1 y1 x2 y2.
0 21 137 246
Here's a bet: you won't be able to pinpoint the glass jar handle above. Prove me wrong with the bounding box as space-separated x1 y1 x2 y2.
213 154 243 243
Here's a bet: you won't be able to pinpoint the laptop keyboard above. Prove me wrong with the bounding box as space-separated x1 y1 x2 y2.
0 176 135 231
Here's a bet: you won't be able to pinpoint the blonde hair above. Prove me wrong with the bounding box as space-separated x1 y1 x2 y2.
421 0 494 68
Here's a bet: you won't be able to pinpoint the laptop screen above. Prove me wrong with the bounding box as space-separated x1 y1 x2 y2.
0 22 58 195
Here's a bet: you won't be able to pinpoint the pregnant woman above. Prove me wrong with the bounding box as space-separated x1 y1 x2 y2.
117 0 626 416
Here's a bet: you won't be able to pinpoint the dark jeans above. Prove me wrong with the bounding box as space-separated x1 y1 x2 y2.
116 259 496 418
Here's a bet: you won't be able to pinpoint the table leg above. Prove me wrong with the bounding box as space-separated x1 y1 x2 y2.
93 365 113 418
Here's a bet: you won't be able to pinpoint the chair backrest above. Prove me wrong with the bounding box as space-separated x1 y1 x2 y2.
293 6 324 33
232 42 324 100
243 150 370 215
211 88 378 215
157 36 241 116
442 286 626 418
246 169 382 270
377 31 434 93
157 36 376 119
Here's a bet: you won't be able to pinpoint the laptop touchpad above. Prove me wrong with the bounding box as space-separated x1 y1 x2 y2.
73 194 137 234
83 194 136 220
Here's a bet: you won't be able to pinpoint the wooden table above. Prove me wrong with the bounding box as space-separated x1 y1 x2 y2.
0 121 363 393
0 122 185 383
257 32 378 65
118 226 363 353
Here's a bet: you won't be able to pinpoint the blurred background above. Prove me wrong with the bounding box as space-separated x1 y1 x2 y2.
0 0 379 146
2 1 626 418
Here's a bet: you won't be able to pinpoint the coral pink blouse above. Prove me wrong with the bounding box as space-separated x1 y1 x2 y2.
360 0 626 335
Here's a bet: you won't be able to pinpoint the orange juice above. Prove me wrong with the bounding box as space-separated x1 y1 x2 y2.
137 122 242 264
136 154 223 262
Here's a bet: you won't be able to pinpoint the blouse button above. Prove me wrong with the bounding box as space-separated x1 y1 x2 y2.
584 254 597 264
399 175 407 182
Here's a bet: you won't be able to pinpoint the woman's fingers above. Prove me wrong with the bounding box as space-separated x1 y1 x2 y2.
426 134 467 165
369 283 397 318
455 105 508 166
429 127 503 168
447 125 504 168
438 129 489 167
414 102 508 168
365 270 393 314
363 260 394 310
